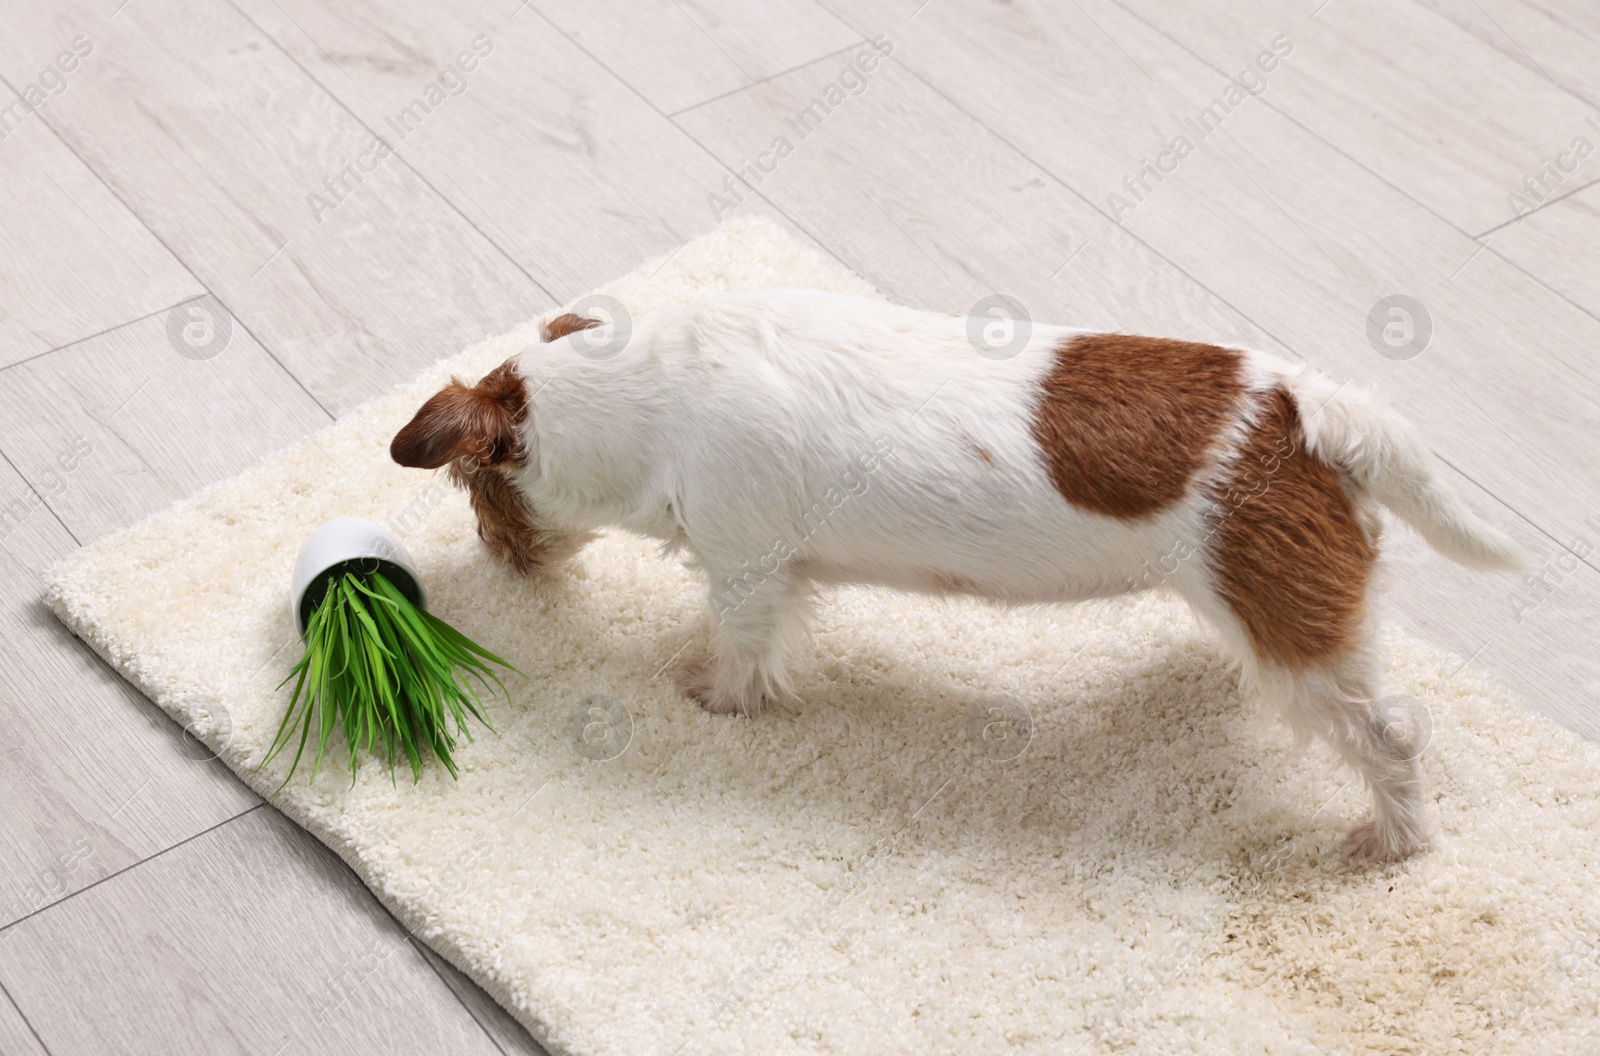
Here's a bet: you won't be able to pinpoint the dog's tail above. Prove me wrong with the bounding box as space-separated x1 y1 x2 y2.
1279 366 1526 571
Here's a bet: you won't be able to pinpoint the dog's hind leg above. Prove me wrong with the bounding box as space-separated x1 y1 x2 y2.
1184 384 1432 861
1252 649 1432 862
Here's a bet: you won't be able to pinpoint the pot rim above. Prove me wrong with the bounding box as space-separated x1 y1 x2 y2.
291 517 427 636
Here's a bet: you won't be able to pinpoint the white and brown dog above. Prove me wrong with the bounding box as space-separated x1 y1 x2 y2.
391 289 1523 862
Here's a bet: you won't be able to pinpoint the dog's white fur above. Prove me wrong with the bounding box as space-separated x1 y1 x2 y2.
410 289 1524 862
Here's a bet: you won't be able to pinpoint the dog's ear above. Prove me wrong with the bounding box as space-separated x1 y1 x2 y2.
390 361 527 469
542 313 601 341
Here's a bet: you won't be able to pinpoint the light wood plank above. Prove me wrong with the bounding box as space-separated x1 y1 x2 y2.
0 807 503 1056
674 43 1283 349
1487 180 1600 319
0 91 201 366
0 0 546 414
537 0 860 115
0 450 257 930
231 0 743 303
415 942 550 1056
0 985 48 1056
1106 0 1597 235
0 306 330 542
1411 0 1600 114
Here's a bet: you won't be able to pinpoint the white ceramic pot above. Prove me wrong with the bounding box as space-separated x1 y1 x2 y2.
290 517 428 635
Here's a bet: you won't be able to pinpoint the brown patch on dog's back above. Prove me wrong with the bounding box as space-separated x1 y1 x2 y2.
1031 334 1247 519
543 313 602 341
1208 387 1376 668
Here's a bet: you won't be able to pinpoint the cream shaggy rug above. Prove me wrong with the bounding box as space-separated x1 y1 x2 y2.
47 218 1600 1055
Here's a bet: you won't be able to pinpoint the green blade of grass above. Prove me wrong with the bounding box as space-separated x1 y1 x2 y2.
311 595 354 781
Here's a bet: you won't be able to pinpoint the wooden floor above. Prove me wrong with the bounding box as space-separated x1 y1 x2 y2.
1 0 1597 1052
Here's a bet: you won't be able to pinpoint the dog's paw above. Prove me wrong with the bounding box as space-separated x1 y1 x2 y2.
1343 819 1428 864
678 655 757 716
677 655 721 709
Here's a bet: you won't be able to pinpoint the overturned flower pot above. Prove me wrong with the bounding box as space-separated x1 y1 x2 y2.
269 517 518 790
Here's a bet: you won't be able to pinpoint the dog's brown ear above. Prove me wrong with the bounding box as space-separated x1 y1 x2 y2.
542 313 601 341
390 361 527 469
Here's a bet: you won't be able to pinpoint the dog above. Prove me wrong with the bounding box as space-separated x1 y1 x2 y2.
391 288 1523 863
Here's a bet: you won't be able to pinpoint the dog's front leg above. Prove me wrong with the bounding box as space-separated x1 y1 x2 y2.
680 570 811 718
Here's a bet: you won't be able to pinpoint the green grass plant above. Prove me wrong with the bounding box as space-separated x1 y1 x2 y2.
266 570 517 791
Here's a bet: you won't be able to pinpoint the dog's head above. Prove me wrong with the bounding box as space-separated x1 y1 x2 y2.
391 359 526 472
391 357 586 575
